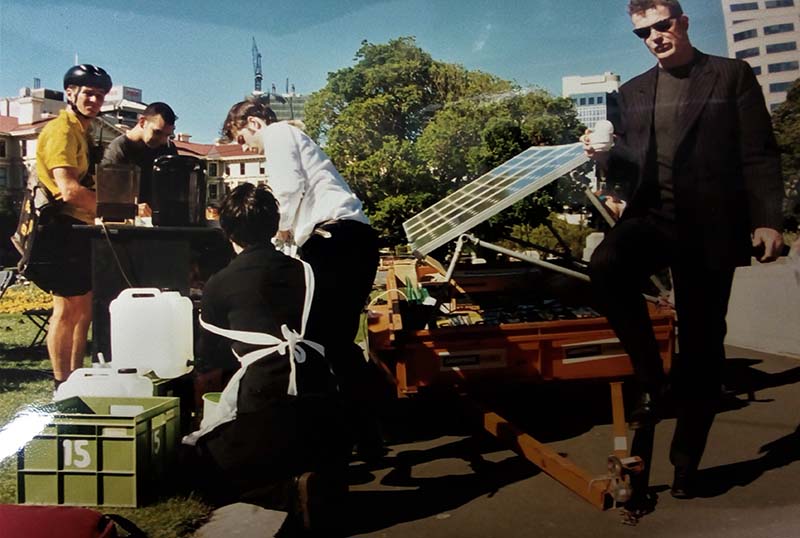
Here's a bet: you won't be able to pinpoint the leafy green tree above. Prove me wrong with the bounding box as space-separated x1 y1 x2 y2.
515 213 596 259
416 101 490 186
304 37 589 247
369 192 438 247
772 79 800 232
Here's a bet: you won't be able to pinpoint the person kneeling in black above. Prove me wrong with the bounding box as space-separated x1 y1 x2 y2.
183 183 348 535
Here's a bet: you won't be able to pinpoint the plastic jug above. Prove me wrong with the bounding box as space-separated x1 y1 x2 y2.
54 368 154 401
109 287 194 379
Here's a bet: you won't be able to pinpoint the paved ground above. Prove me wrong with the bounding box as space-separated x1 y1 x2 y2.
196 346 800 537
345 346 800 538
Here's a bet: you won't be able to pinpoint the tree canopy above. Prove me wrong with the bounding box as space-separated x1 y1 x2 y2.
304 36 586 246
772 79 800 233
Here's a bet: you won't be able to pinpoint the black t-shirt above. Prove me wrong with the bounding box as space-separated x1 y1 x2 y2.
101 134 178 204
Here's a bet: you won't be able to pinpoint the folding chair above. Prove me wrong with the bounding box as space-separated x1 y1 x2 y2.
23 308 51 347
0 269 17 300
0 268 51 347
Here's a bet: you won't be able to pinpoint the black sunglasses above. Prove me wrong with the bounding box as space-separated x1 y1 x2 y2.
632 17 676 39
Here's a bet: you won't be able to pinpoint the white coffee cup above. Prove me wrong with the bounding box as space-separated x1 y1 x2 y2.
589 120 614 152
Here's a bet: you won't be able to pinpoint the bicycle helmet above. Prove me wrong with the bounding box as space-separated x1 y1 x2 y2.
63 64 112 92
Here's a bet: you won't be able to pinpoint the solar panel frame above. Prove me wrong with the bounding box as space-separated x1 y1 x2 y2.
403 142 589 255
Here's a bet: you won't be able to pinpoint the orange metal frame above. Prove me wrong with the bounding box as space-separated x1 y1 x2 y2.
367 259 674 509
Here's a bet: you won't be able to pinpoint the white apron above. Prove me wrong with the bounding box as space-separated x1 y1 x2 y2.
183 260 323 446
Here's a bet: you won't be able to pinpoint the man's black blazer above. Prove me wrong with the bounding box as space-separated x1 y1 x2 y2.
608 49 784 268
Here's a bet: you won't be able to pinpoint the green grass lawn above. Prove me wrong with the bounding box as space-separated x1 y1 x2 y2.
1 281 377 536
0 301 213 537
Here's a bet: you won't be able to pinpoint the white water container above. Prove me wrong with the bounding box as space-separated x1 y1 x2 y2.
202 392 222 421
54 368 154 401
109 287 194 379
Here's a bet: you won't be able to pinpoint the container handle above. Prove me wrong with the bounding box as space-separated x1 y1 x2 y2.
69 368 113 378
115 287 162 300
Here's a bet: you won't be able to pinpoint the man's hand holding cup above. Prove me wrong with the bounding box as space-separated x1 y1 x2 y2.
581 120 615 163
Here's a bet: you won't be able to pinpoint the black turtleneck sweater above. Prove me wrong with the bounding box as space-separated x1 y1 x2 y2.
651 54 697 223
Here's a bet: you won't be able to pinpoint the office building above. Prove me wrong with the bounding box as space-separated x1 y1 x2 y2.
722 0 800 111
562 72 621 128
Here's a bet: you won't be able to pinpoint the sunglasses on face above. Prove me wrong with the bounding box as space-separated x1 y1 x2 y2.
632 17 676 39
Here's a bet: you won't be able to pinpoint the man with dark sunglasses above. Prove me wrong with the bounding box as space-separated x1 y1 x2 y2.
583 0 784 500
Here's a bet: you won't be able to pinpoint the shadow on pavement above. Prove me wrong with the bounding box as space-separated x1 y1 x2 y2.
346 451 538 535
723 357 800 399
344 356 800 533
697 425 800 498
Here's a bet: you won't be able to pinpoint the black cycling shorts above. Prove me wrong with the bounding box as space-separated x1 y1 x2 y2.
27 214 92 297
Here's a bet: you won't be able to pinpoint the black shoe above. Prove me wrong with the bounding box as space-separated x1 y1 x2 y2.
353 418 387 464
670 468 696 499
629 391 661 430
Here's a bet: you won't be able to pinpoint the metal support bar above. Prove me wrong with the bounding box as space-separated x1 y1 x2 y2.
463 234 591 282
463 234 660 302
444 234 468 284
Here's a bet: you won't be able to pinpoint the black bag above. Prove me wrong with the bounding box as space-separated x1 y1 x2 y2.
10 168 62 280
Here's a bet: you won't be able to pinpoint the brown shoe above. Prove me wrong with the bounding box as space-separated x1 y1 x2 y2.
292 471 346 533
294 472 316 531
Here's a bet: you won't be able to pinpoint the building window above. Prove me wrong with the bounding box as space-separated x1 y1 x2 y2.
208 183 218 200
0 141 6 158
764 23 795 35
588 97 595 105
0 167 7 187
736 47 760 59
766 0 794 7
597 96 604 104
731 2 759 10
579 98 586 105
20 140 27 157
208 162 218 176
259 165 265 175
770 81 794 92
766 41 798 53
752 65 762 75
225 165 230 176
239 163 245 175
768 60 800 72
734 29 758 42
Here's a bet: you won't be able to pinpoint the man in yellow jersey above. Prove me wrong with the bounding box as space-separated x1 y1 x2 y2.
34 64 112 388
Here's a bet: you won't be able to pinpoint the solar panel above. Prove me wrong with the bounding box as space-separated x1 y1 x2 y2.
403 142 589 255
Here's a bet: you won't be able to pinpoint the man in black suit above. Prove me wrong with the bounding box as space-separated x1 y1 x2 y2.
584 0 784 498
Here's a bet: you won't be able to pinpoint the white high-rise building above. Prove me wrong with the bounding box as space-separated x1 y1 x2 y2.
561 72 621 128
721 0 800 111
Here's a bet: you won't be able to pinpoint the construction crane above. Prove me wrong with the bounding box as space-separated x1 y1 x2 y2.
252 37 263 95
250 37 286 107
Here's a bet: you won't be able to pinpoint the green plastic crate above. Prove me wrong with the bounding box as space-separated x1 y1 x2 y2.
17 396 179 507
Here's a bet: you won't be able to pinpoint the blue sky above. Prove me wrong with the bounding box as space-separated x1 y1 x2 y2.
0 0 726 143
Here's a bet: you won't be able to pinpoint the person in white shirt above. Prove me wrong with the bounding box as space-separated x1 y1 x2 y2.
222 99 383 459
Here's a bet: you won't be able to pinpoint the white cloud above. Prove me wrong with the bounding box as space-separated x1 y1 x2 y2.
473 23 494 52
